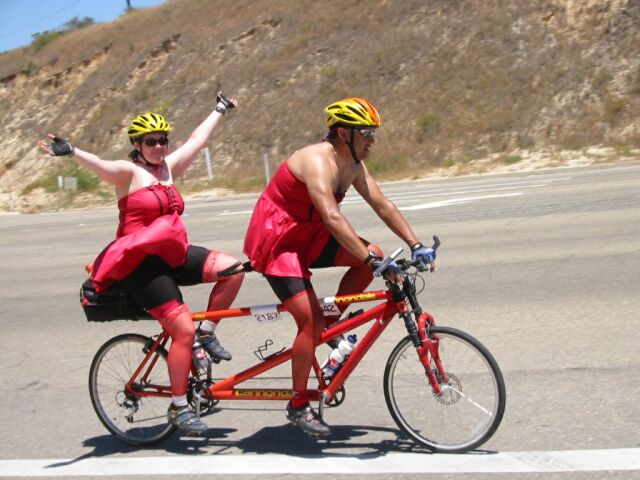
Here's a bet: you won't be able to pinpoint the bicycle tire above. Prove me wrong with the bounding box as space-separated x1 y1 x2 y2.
384 326 506 453
89 333 177 446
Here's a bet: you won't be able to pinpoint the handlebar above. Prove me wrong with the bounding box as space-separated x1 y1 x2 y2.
373 235 440 276
219 236 440 279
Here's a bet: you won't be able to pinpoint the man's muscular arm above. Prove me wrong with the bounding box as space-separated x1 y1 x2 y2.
353 163 419 248
299 150 371 264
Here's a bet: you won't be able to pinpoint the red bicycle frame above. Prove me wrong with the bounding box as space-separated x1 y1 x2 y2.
125 285 434 405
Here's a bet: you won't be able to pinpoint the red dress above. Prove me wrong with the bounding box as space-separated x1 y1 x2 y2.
244 162 344 279
91 184 189 292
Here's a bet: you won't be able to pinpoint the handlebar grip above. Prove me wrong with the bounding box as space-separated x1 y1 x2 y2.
432 235 440 251
373 247 403 277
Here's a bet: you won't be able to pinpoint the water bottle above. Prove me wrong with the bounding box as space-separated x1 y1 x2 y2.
192 340 209 371
321 334 357 378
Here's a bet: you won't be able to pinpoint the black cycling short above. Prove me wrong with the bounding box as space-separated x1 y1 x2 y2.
264 274 313 303
120 245 209 310
310 235 340 268
264 235 340 303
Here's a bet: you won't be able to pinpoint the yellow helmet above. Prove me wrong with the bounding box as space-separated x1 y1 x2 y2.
324 97 381 128
127 112 172 143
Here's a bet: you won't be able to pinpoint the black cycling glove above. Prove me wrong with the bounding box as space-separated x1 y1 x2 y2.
47 136 75 156
215 92 236 115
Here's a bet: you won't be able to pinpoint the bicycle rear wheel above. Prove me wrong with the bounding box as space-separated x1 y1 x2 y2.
384 326 506 453
89 333 177 446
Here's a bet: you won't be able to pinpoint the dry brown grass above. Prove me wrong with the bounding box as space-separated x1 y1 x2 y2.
0 0 639 210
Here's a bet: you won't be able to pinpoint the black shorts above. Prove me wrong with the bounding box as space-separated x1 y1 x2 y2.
264 275 313 303
120 245 209 310
310 235 340 268
265 235 340 303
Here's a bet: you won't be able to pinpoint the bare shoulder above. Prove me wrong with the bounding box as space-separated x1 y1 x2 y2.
112 159 136 170
288 142 335 179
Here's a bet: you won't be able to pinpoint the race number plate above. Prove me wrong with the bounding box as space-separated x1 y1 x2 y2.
250 304 282 323
319 296 340 317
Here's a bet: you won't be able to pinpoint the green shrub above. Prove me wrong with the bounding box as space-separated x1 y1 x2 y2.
20 162 100 195
502 155 523 165
31 16 94 52
20 60 38 75
416 114 441 134
31 31 65 52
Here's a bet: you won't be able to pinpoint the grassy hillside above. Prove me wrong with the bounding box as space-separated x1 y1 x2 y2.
0 0 638 211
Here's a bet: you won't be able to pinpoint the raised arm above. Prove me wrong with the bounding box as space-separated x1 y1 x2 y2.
38 134 133 186
166 93 237 179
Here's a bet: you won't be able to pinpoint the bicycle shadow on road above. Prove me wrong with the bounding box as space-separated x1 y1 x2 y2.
44 426 238 470
232 423 432 457
46 424 498 470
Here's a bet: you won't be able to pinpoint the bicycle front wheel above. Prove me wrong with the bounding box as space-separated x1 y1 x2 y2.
89 333 177 446
384 326 506 453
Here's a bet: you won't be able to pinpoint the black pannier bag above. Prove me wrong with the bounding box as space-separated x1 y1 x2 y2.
80 278 152 321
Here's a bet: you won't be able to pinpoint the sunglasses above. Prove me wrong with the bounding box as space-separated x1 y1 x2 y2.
356 128 376 140
141 137 169 147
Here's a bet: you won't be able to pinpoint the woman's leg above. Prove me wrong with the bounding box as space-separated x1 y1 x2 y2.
175 246 245 360
201 249 245 311
199 250 244 360
121 257 195 405
148 302 195 400
120 257 206 432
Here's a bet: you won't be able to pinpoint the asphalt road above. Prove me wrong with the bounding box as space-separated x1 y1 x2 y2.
0 162 638 479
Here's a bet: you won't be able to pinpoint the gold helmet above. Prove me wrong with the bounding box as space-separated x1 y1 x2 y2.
127 112 172 143
324 97 381 128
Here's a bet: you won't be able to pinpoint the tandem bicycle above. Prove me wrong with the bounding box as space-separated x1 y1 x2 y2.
87 237 506 453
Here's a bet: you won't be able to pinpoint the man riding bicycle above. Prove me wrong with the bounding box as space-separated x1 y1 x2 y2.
243 97 436 436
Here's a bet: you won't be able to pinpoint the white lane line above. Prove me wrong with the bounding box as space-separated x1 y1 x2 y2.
381 176 570 198
1 449 638 476
343 185 539 205
216 177 560 216
217 190 526 215
399 192 523 211
342 176 570 203
218 209 254 216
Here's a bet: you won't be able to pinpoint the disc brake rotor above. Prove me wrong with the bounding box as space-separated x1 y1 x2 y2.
432 372 462 405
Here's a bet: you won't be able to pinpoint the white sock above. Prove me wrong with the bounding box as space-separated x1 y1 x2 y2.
172 395 188 408
198 320 217 333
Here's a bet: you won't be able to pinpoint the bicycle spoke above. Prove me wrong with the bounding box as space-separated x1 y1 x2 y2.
384 327 506 452
89 334 177 446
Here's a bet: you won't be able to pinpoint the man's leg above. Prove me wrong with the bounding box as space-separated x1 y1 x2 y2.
313 237 383 327
333 241 383 298
283 289 325 403
265 275 331 436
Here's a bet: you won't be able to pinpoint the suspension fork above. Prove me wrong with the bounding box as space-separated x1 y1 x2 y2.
393 276 422 348
394 276 448 394
401 274 450 393
415 312 449 394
